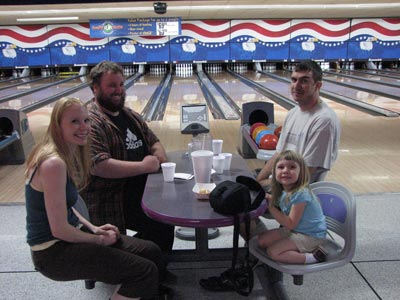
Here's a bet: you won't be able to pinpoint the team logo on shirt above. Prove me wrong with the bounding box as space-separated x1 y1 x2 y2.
126 129 143 150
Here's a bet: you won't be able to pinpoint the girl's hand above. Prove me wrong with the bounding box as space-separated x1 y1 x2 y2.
265 193 274 208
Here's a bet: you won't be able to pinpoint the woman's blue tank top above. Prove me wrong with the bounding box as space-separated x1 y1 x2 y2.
25 169 80 246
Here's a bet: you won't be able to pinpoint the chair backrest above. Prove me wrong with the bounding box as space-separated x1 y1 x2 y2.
73 194 90 221
310 181 356 261
73 195 97 290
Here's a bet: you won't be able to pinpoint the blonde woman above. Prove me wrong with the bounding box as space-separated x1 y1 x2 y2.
258 150 327 264
25 97 164 300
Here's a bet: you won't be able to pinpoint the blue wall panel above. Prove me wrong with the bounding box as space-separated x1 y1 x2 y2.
110 36 170 63
348 18 400 60
0 18 399 67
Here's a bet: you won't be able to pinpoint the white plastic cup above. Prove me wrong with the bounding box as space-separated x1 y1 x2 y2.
213 155 225 174
212 139 223 155
161 162 176 182
191 150 213 183
221 153 233 170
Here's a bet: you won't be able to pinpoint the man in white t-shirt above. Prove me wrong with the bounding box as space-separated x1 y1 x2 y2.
257 60 340 186
243 61 341 240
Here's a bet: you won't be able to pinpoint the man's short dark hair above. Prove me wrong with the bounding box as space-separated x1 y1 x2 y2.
89 61 124 91
294 61 323 82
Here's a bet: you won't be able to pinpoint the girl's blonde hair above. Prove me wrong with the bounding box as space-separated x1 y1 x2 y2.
270 150 310 205
25 97 91 189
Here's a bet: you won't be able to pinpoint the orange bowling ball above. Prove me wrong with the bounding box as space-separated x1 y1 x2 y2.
274 126 282 138
259 134 279 150
252 125 268 140
250 122 266 137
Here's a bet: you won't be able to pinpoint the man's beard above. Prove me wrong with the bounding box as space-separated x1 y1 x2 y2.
96 90 126 112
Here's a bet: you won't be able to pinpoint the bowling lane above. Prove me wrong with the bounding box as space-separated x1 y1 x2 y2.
366 69 400 79
382 68 400 74
144 73 211 152
0 76 57 99
0 76 36 90
274 70 400 114
333 69 400 85
66 85 94 105
124 75 163 113
0 76 88 111
323 71 400 98
163 74 206 125
322 72 400 113
325 83 400 113
210 72 288 125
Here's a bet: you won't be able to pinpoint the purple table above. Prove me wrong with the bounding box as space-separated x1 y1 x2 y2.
142 150 267 261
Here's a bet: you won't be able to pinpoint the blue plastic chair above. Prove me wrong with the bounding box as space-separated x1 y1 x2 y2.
249 181 356 285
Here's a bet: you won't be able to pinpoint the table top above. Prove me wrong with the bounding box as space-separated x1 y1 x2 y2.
142 150 267 228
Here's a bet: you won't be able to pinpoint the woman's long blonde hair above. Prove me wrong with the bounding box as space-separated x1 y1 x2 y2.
25 97 91 189
270 150 310 206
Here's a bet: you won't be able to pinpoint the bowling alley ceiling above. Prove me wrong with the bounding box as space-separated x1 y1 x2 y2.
0 0 399 25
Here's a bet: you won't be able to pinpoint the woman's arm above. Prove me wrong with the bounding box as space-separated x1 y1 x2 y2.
72 207 120 238
40 157 117 246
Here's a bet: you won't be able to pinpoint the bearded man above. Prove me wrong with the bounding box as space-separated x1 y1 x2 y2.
81 61 175 254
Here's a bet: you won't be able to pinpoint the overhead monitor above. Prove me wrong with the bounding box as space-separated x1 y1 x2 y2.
180 104 210 135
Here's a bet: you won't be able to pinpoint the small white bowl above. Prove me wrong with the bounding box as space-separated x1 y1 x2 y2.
192 183 216 200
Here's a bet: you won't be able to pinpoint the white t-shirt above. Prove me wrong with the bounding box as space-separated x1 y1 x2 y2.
276 100 340 182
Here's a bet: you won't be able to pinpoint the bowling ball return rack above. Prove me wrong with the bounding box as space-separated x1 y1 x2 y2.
240 123 276 161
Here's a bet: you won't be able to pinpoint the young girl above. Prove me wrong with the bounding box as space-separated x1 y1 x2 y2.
257 150 327 264
25 97 165 300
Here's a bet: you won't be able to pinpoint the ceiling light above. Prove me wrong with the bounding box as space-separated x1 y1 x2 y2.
17 17 79 22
